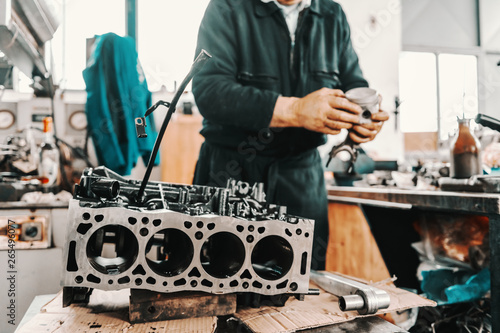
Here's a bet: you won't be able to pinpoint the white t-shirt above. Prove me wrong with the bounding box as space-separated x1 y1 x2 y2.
260 0 311 44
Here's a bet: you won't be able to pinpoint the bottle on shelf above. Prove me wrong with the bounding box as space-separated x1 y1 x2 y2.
450 118 482 179
38 117 60 186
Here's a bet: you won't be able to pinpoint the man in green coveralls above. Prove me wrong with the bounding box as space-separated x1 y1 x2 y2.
192 0 389 270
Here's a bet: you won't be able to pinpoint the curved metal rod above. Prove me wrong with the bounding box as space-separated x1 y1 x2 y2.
136 49 212 201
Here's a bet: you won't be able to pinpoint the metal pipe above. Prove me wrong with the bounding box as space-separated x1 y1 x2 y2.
90 179 120 199
310 270 391 315
339 294 365 311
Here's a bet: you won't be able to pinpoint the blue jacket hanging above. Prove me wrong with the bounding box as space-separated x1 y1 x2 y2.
83 32 159 176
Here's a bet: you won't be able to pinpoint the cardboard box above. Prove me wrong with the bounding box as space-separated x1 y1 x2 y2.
235 280 435 332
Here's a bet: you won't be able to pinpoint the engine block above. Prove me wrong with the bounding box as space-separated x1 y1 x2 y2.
61 167 314 303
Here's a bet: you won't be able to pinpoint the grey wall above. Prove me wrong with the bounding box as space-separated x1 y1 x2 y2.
480 0 500 52
479 0 500 118
403 0 479 49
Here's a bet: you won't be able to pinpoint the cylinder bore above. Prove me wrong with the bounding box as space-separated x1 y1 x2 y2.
251 236 294 280
200 232 245 278
86 225 139 275
146 229 194 277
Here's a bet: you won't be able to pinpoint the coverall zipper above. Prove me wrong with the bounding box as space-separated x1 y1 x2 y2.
290 10 307 90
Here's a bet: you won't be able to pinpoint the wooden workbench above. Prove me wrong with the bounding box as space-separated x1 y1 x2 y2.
326 185 500 333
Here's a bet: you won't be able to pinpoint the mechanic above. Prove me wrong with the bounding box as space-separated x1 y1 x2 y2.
192 0 389 270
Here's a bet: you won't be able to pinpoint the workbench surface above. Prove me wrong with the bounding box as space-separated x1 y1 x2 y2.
0 201 68 209
327 185 500 214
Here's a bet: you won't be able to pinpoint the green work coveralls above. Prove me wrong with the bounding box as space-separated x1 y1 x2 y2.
192 0 368 270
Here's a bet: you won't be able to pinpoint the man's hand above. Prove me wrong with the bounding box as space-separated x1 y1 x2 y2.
270 88 362 135
349 108 389 143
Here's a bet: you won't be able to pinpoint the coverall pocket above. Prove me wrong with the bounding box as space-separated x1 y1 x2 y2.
237 72 279 91
310 70 341 91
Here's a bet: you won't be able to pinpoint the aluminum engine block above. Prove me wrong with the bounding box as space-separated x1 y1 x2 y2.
61 167 314 303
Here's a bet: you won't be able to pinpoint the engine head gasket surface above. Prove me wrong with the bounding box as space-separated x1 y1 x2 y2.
62 200 314 295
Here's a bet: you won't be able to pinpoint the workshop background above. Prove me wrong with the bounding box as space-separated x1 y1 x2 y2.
0 0 499 333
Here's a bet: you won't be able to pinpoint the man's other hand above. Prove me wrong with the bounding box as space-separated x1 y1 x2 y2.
349 108 389 143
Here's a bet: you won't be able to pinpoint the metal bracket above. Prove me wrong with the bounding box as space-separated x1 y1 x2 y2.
135 100 172 139
326 136 360 174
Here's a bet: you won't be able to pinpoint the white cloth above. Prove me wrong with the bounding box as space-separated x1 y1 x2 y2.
260 0 311 44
